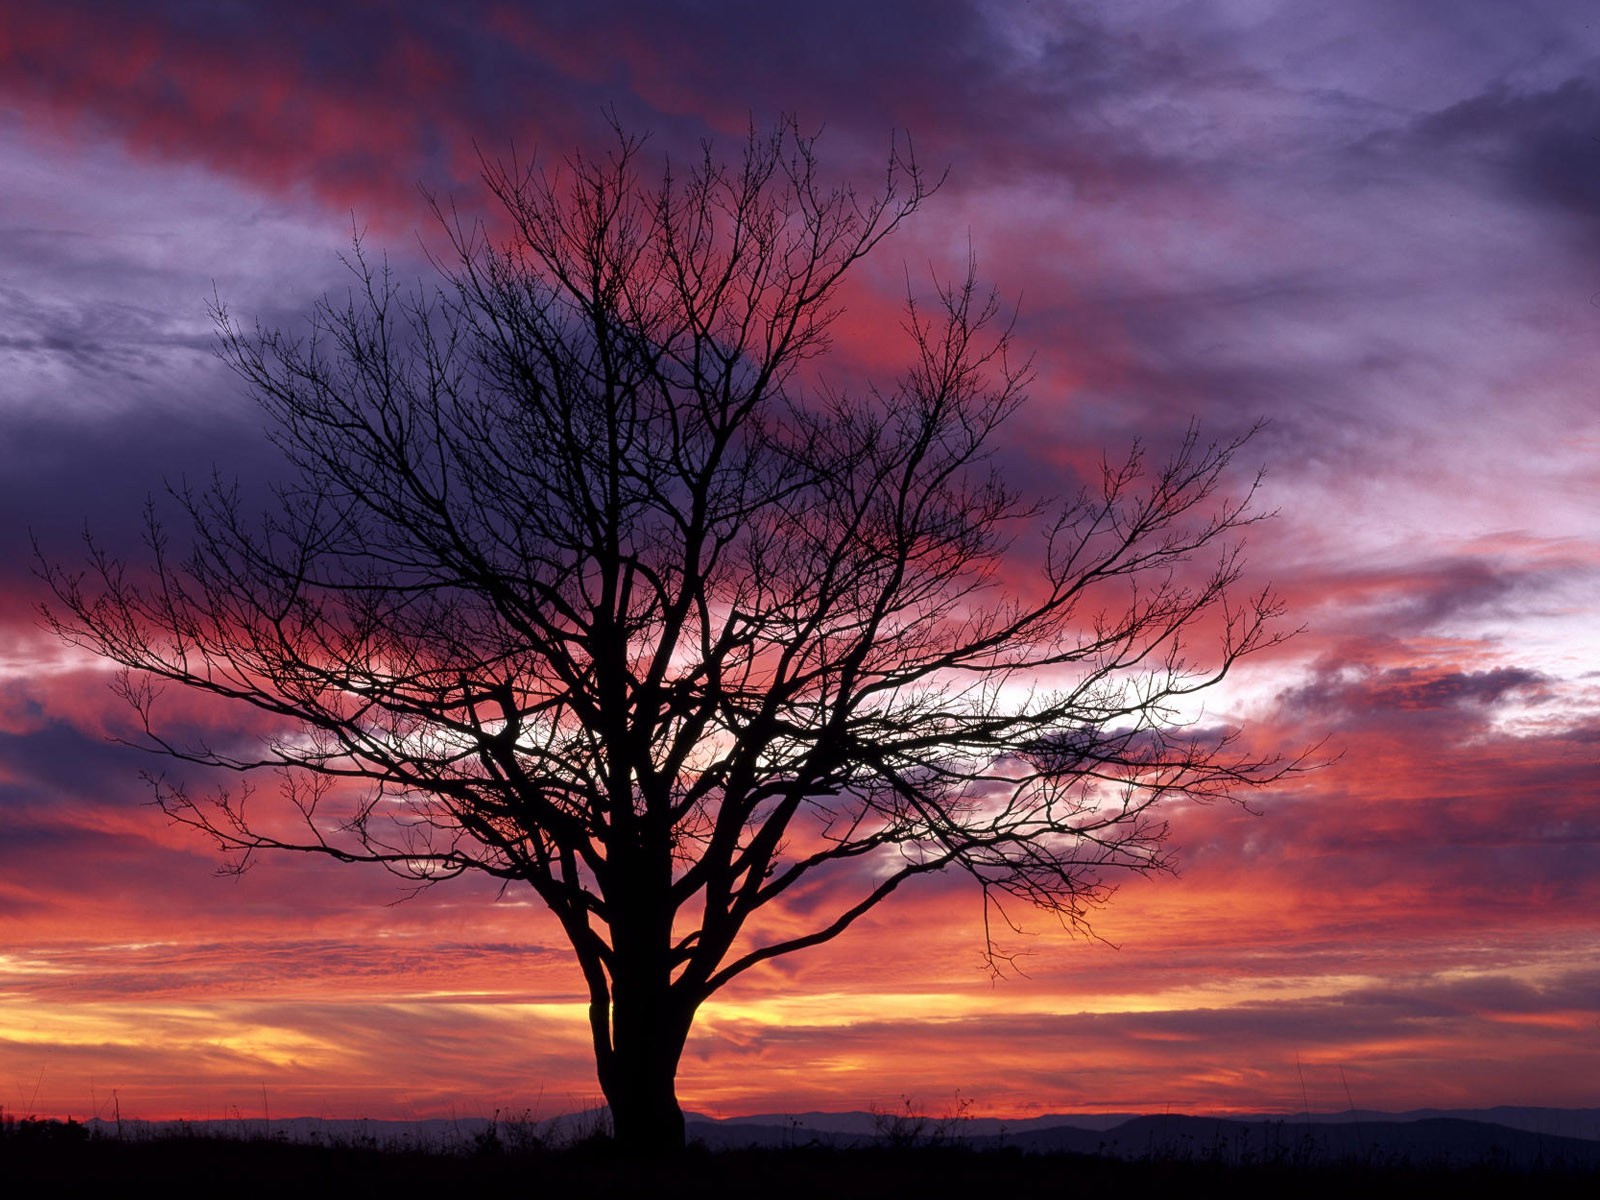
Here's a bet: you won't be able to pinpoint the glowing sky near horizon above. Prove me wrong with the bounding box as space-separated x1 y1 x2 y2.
2 0 1598 1123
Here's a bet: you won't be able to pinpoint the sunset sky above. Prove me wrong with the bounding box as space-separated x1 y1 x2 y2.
3 1 1598 1125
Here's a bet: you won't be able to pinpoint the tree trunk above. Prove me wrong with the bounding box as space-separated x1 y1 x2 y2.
604 1050 687 1154
599 976 694 1154
597 847 696 1156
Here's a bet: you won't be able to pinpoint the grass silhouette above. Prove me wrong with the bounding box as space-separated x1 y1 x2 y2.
5 1112 1599 1199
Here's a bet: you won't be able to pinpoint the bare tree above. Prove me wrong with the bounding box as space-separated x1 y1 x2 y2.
41 118 1300 1153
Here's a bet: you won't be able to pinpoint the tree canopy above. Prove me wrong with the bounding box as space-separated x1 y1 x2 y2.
41 118 1301 1153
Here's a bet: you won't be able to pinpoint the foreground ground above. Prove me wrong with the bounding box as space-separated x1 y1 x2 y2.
4 1125 1599 1200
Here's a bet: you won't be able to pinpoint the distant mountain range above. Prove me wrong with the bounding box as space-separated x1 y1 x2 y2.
703 1104 1600 1142
77 1106 1600 1169
688 1109 1600 1168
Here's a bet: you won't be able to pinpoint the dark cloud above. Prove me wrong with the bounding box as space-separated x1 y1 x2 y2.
1343 967 1600 1020
0 393 296 592
1276 549 1595 649
1279 662 1546 726
0 718 147 802
1398 78 1600 245
0 0 1204 219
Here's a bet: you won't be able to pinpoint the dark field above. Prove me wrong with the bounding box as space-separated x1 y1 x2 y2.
5 1123 1598 1200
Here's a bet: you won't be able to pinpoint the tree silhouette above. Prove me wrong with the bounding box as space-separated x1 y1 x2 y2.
41 118 1300 1153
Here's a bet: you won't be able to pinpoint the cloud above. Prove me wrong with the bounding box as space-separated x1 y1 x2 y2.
1394 78 1600 248
680 964 1600 1114
1278 663 1547 727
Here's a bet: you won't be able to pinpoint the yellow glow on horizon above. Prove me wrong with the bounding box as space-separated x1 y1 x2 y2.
697 972 1393 1030
0 999 344 1070
0 953 76 977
